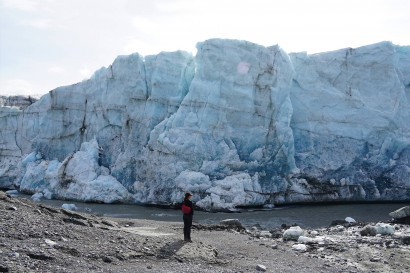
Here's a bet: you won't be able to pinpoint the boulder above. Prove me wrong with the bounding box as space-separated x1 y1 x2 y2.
374 223 394 235
389 206 410 219
219 219 244 230
360 225 377 236
389 206 410 223
31 192 43 202
0 191 7 200
269 229 283 239
360 223 394 236
283 226 304 241
345 217 356 223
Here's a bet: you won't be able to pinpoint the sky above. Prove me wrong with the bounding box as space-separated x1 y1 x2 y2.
0 0 409 97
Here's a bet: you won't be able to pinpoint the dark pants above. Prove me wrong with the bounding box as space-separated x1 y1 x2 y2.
183 214 193 241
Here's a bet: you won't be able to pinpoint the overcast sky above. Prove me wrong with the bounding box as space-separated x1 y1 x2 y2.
1 0 409 97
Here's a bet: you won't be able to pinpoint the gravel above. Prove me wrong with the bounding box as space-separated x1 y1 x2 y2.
1 191 409 272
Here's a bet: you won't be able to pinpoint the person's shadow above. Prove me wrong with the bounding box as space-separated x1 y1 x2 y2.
157 240 187 260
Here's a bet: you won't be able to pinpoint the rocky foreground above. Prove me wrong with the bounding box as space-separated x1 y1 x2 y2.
1 191 409 273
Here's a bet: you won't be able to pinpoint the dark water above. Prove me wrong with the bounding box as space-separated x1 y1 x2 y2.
32 198 408 230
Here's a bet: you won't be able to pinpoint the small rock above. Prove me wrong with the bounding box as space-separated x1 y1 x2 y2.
260 231 272 238
333 225 345 232
310 230 319 236
370 257 381 262
6 206 17 211
256 264 267 271
147 265 152 269
292 244 307 252
102 256 113 263
60 237 68 242
45 239 57 246
271 244 278 249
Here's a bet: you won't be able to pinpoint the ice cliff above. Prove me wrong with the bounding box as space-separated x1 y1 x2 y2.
1 39 409 209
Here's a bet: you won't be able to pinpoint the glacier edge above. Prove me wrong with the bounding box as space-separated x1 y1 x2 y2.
0 39 409 209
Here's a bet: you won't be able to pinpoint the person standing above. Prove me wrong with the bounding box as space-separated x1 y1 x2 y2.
182 192 194 242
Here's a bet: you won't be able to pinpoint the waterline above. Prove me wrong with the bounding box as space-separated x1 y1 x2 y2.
33 198 407 229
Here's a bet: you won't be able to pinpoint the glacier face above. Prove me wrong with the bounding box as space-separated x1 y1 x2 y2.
0 39 409 208
289 42 410 203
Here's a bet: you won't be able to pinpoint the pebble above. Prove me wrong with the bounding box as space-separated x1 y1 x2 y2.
7 206 17 211
256 264 267 271
102 256 113 263
44 239 57 246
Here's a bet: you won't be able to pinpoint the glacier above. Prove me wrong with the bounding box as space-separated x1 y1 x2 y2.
0 39 409 209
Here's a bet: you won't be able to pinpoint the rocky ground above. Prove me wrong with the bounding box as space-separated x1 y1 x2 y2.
1 191 409 273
